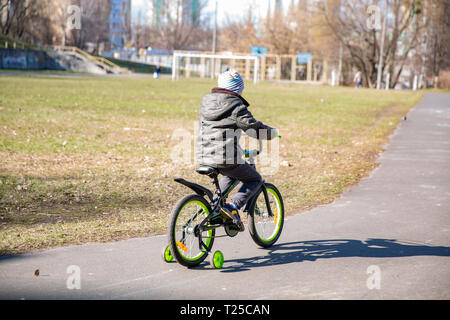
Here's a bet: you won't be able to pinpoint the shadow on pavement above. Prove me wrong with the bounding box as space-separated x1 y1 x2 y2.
220 238 450 273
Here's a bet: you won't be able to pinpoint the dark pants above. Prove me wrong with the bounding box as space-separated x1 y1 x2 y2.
217 162 263 209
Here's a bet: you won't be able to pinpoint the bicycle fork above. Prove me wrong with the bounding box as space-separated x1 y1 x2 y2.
243 182 274 217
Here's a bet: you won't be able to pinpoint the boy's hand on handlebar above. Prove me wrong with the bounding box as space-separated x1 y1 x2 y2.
244 149 260 158
274 129 281 139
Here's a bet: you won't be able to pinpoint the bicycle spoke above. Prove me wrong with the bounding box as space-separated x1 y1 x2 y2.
173 199 212 262
253 187 282 242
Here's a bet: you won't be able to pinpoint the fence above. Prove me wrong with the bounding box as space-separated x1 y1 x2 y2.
171 50 335 85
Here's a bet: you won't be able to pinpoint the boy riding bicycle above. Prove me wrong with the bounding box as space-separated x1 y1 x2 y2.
196 69 278 232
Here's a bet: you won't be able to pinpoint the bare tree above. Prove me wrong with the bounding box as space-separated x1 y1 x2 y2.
143 0 210 50
219 8 259 53
425 0 450 83
318 0 429 88
2 0 111 52
69 0 110 52
1 0 39 38
262 0 313 54
219 0 313 55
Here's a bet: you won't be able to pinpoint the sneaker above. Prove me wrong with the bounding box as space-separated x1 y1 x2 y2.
220 203 245 232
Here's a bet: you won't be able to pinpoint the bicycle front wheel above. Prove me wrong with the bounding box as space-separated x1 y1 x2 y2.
248 183 284 248
168 194 215 267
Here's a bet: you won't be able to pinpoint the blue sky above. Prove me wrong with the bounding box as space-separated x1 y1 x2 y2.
131 0 277 26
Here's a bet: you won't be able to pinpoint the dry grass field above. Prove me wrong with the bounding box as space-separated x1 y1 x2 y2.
0 75 423 254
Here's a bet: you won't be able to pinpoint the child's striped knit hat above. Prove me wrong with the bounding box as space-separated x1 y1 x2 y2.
218 69 245 94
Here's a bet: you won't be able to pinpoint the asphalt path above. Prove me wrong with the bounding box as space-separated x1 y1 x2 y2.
0 92 449 300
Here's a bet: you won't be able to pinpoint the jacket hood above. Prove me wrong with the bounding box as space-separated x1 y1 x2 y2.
211 88 249 106
200 88 249 121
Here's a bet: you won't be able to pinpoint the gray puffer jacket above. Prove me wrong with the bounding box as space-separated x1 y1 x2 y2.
196 88 277 168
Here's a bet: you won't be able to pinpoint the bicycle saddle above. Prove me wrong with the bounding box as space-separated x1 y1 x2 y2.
196 166 218 176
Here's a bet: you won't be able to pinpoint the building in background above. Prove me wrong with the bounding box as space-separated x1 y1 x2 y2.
144 0 200 29
183 0 200 24
146 0 167 29
109 0 131 49
274 0 283 13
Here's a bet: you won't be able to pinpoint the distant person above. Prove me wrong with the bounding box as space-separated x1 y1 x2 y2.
299 67 306 80
354 71 362 88
154 65 161 79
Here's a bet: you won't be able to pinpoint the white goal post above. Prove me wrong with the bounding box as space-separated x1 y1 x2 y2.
172 51 260 84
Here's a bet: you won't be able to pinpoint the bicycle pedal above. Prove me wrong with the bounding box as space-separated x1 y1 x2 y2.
235 221 245 232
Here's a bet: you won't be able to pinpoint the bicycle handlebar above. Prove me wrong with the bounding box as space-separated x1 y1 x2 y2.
243 134 281 160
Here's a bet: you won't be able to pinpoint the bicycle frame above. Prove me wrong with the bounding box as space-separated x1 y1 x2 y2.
174 139 274 254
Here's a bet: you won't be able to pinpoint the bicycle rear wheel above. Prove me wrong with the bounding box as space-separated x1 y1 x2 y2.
168 194 215 267
248 183 284 248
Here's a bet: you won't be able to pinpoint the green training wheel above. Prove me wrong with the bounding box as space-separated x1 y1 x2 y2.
210 250 224 269
162 245 174 263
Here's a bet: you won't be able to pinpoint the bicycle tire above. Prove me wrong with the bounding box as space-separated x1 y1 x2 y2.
247 183 284 248
168 194 215 267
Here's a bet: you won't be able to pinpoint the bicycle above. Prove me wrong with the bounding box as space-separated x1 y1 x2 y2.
162 139 284 269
